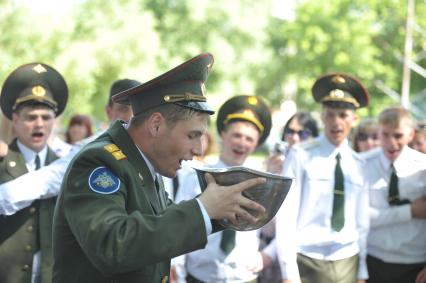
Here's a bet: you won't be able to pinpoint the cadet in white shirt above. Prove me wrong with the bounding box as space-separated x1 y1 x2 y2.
173 95 272 283
276 73 370 283
362 106 426 283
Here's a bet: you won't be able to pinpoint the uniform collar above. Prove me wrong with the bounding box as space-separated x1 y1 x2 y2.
379 145 412 173
319 134 351 157
135 145 157 182
120 122 157 182
16 140 48 170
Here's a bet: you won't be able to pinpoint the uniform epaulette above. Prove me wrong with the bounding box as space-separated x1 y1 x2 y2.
299 139 320 150
103 143 127 160
359 147 381 160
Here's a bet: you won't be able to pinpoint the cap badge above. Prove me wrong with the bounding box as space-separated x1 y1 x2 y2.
330 89 345 98
331 75 346 84
32 64 47 74
247 96 258 105
32 85 46 97
242 109 257 118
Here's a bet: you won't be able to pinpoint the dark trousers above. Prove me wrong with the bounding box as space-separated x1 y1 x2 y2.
186 272 258 283
296 253 359 283
367 254 425 283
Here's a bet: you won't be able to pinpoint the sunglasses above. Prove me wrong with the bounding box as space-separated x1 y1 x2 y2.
357 132 378 141
284 128 312 140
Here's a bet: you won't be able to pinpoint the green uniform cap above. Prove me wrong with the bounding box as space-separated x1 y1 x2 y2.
216 95 272 146
0 62 68 119
312 73 369 109
112 53 215 115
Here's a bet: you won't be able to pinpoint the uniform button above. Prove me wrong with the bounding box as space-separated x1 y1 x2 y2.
21 264 30 272
27 225 34 232
24 245 32 252
29 207 36 213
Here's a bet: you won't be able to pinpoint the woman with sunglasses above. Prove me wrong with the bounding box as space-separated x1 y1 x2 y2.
259 111 319 283
352 117 381 152
265 112 319 174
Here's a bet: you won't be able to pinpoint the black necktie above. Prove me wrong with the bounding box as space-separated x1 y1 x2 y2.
331 153 345 231
388 164 410 206
172 176 179 201
220 229 236 255
154 175 166 209
35 154 41 170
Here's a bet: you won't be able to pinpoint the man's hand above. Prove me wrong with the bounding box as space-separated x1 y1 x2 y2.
0 139 8 157
411 196 426 219
265 153 285 174
198 173 266 225
416 265 426 283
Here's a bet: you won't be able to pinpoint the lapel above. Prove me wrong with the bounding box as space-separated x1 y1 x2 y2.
45 146 59 165
4 139 29 179
107 121 161 214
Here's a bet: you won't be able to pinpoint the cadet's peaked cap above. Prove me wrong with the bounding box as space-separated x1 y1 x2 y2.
109 79 141 97
112 53 215 115
216 95 272 146
312 73 369 109
0 62 68 119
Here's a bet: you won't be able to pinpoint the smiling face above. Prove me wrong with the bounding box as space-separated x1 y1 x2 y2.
379 121 415 162
150 112 209 178
219 121 260 166
12 105 55 152
321 107 357 146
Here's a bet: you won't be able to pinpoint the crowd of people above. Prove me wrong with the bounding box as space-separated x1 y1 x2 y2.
0 54 425 283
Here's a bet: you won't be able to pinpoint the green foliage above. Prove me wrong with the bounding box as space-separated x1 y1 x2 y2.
0 0 425 132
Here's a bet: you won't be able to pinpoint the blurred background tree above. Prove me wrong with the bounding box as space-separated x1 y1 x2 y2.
0 0 425 137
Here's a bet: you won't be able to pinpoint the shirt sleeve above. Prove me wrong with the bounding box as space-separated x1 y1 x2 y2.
369 205 412 228
276 148 302 281
196 198 213 235
0 144 81 215
356 167 370 280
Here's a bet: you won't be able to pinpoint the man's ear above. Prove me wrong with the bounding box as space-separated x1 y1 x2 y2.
147 112 163 136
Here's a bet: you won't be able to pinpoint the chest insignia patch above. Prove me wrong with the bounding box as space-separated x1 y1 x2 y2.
88 166 121 194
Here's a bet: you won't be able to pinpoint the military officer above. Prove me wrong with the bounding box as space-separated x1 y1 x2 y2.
0 62 68 283
52 53 266 283
275 73 370 283
173 95 272 283
0 77 140 216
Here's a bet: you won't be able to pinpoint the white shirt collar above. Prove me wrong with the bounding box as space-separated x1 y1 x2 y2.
16 140 48 171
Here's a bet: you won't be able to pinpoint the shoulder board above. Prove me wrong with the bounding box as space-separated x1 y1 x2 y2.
359 147 381 160
299 139 320 150
103 143 127 160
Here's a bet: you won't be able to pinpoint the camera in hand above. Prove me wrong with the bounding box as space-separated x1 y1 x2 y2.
273 141 289 155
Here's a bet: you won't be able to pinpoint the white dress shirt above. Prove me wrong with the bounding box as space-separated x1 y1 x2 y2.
362 146 426 264
0 135 98 215
174 159 260 283
276 135 370 281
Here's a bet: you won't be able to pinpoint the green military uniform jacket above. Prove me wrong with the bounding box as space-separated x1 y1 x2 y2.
0 139 58 283
53 121 220 283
